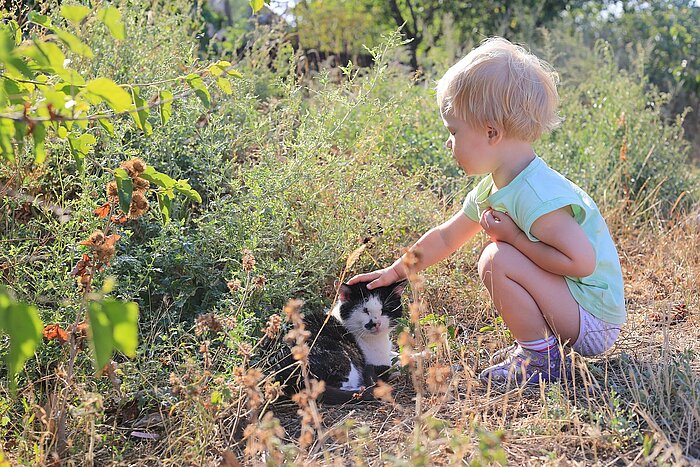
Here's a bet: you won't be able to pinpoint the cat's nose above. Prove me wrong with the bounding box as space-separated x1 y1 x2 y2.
365 320 377 330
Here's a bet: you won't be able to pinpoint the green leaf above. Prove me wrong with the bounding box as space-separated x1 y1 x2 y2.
129 87 152 135
102 300 138 357
98 118 114 137
157 191 173 224
250 0 265 14
0 77 25 106
140 166 176 189
27 12 53 28
0 118 15 161
61 5 91 26
185 73 211 108
0 287 43 393
226 69 243 79
32 122 46 164
216 77 232 95
114 167 134 214
174 179 202 203
97 6 125 40
55 29 93 58
87 299 139 372
208 62 225 77
68 133 95 171
87 301 113 372
23 41 65 71
158 90 173 125
86 78 132 113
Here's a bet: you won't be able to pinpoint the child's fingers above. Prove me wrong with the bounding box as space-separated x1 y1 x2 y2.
367 277 388 290
347 271 381 285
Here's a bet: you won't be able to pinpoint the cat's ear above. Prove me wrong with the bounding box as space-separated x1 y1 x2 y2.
338 283 352 302
390 280 408 297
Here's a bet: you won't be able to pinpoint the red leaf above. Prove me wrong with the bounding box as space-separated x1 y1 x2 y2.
94 203 112 219
43 324 69 344
104 233 121 247
111 213 128 224
69 254 92 277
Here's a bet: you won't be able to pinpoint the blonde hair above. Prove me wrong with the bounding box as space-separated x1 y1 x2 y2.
436 37 561 142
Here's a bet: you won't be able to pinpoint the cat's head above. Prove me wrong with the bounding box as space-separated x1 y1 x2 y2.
336 280 407 337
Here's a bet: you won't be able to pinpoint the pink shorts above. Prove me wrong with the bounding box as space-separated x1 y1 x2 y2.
571 305 622 357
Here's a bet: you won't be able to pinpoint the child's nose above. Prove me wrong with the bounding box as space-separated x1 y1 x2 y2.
445 138 452 150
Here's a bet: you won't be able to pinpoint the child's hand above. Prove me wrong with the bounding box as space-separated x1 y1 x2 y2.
347 267 402 290
480 209 524 244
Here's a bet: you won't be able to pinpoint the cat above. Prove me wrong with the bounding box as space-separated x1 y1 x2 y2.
267 280 406 404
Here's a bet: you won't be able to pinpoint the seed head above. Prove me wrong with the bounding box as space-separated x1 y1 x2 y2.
95 244 116 262
264 314 282 338
131 158 147 175
106 181 118 199
133 177 150 192
241 249 256 271
252 275 266 289
82 230 105 247
227 279 242 293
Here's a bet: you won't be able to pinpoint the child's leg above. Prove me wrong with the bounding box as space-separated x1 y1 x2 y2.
477 241 581 385
478 241 580 344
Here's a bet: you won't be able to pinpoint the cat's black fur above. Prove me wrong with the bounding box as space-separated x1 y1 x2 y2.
267 280 406 404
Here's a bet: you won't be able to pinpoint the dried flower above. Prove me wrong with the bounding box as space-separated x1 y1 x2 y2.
94 244 116 262
133 177 150 192
408 302 423 324
264 314 282 338
131 158 146 175
283 299 305 324
285 325 310 345
195 313 224 336
237 342 253 359
106 181 118 199
308 379 326 399
426 324 447 347
242 368 263 388
427 364 451 394
80 230 105 247
227 279 242 293
372 380 394 402
264 380 283 401
241 249 256 272
399 348 414 367
252 275 266 289
291 343 310 362
398 330 414 347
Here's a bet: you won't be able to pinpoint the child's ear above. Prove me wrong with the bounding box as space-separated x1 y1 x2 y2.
487 125 502 144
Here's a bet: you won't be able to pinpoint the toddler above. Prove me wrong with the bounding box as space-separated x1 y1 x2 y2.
349 37 625 386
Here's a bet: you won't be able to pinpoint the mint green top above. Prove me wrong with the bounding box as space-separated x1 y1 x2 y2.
463 156 626 325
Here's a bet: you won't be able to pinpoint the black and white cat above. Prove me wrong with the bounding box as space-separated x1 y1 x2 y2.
269 280 406 404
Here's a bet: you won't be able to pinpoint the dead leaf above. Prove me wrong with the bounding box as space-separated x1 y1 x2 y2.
43 324 69 344
94 202 111 219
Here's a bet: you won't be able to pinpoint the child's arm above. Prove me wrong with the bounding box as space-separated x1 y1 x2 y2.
481 208 596 277
348 211 481 289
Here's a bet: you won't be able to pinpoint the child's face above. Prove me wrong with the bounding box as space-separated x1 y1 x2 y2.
441 113 497 176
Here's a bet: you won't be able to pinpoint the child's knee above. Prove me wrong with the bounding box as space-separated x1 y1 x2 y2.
478 242 512 282
478 241 514 280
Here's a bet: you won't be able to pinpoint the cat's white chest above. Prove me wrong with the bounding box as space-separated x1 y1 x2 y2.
356 334 392 366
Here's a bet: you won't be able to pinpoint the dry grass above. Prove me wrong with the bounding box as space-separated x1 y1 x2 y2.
123 213 700 466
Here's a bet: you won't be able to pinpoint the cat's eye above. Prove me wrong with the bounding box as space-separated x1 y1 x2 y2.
363 307 369 314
